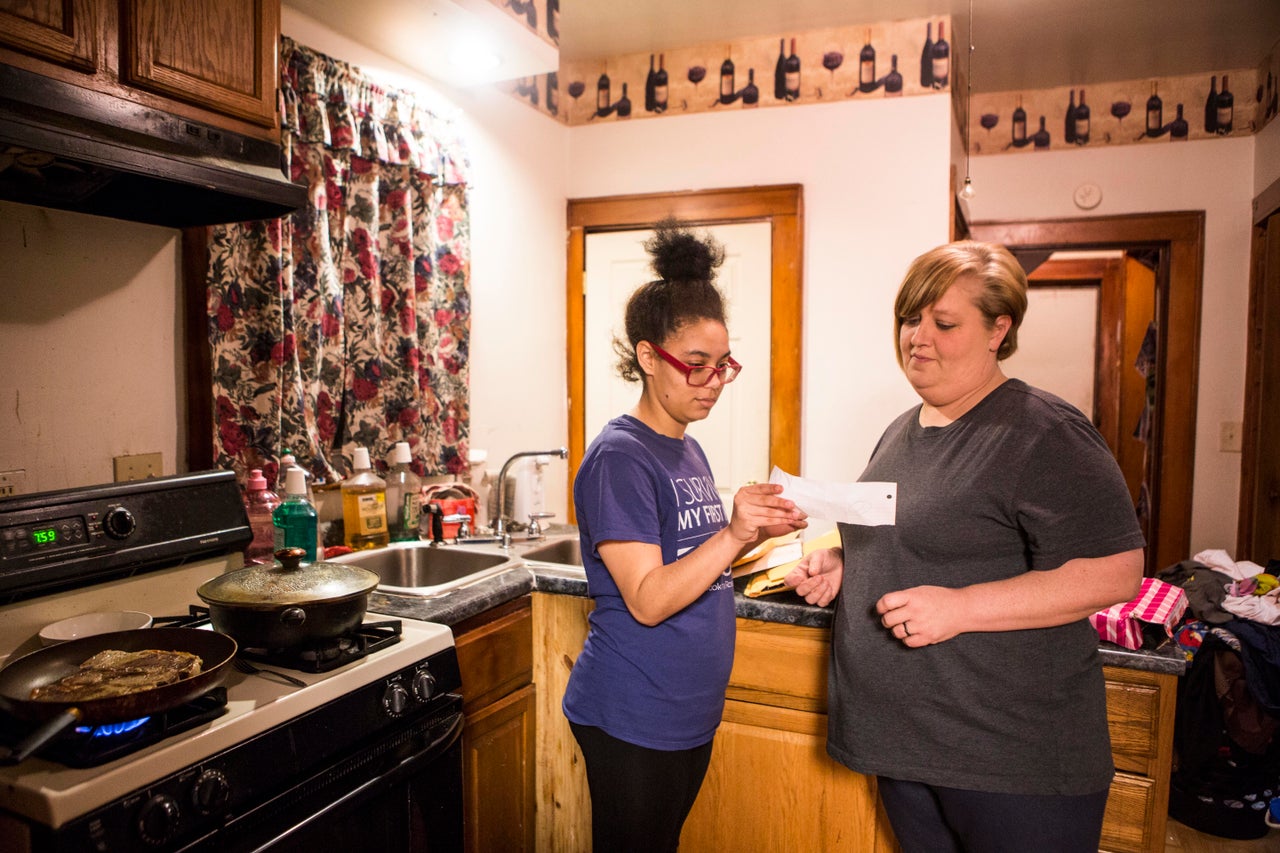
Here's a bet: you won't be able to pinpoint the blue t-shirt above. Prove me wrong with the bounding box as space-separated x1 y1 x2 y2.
562 414 734 750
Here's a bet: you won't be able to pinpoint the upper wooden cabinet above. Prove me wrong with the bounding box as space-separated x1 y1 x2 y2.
0 0 279 138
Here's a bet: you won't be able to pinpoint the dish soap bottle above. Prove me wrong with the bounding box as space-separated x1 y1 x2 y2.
273 467 319 561
385 441 422 542
243 468 280 565
342 447 389 550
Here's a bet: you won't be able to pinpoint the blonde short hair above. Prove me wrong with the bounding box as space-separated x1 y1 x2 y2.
893 241 1028 368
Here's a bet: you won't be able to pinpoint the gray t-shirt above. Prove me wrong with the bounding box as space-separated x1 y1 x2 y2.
826 379 1146 795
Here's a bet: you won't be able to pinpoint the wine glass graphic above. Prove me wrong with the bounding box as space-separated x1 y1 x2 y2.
686 66 707 110
819 51 843 98
1110 101 1131 124
980 113 999 133
567 81 585 101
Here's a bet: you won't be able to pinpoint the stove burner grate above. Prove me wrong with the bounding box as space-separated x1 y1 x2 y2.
161 607 403 673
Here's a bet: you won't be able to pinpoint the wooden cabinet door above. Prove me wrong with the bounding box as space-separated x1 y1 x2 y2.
0 0 101 71
463 683 536 853
122 0 277 127
681 699 901 852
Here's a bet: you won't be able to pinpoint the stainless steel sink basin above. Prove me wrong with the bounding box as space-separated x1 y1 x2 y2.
328 543 521 597
517 537 583 567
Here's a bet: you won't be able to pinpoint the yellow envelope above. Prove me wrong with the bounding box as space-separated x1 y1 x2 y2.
742 529 842 598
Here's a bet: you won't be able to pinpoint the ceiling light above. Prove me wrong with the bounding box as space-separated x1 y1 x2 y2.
961 0 976 200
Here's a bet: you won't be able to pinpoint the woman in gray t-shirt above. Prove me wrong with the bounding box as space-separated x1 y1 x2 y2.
787 241 1145 852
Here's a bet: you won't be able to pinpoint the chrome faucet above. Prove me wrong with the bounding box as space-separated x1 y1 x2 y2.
494 447 568 544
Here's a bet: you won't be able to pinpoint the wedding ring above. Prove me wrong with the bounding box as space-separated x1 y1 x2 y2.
903 621 911 636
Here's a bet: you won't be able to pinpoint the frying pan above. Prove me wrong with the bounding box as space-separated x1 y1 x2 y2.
0 627 237 764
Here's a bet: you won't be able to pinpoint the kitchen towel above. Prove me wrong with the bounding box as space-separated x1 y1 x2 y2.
1090 577 1188 651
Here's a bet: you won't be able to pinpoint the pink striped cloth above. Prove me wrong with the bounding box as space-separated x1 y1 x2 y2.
1089 577 1188 650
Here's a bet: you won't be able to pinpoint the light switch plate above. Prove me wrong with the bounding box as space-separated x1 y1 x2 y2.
113 453 163 482
1219 421 1243 453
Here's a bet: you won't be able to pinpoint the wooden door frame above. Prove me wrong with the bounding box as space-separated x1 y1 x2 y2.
566 185 803 519
970 212 1204 576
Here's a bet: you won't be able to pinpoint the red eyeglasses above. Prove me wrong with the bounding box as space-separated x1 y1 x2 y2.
649 342 743 387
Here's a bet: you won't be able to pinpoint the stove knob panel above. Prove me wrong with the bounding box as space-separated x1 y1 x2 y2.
137 793 181 846
383 680 410 716
412 666 437 702
102 506 136 539
192 768 231 815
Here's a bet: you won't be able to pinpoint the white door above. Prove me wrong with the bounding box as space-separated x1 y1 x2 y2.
584 222 773 506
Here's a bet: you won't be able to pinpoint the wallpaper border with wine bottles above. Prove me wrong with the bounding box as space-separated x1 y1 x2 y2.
968 51 1278 155
500 15 954 125
486 0 559 49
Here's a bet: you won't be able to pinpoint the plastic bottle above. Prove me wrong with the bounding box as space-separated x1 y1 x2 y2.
243 468 281 565
341 447 389 550
273 467 319 561
385 442 423 542
276 453 313 501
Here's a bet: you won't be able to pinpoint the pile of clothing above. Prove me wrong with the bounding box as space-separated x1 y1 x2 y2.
1160 549 1280 839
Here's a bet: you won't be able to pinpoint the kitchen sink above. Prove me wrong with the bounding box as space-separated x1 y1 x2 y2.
328 543 521 597
516 537 583 567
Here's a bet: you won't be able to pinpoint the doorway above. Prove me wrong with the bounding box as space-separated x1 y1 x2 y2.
565 185 804 520
969 212 1204 576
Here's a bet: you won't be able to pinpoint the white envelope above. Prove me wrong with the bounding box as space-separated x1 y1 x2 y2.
768 466 896 526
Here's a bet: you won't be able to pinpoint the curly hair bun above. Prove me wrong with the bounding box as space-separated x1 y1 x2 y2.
645 217 725 283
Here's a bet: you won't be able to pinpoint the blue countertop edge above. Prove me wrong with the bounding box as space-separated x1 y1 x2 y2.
368 564 1187 678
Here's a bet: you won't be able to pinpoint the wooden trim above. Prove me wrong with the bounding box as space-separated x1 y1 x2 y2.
181 226 213 472
565 185 804 521
970 212 1204 576
1254 173 1280 225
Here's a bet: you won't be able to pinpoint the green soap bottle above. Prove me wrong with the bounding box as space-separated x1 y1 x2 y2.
273 467 319 561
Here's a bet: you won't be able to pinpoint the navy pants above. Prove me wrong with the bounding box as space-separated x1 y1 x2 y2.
569 721 714 853
877 776 1111 853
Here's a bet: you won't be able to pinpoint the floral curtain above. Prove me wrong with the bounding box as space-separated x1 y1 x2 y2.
208 37 471 486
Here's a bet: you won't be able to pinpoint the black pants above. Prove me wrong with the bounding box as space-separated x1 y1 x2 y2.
877 776 1110 853
569 721 714 853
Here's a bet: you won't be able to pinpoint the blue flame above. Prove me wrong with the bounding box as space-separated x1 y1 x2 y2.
74 717 151 738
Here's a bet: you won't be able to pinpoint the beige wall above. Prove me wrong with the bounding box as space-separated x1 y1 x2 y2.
968 136 1256 557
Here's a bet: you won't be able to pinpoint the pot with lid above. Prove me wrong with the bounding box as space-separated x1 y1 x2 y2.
197 548 379 649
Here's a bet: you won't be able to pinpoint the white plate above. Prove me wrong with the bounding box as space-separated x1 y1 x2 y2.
39 611 154 645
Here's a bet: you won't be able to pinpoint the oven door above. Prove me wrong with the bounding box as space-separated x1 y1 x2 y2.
201 697 463 853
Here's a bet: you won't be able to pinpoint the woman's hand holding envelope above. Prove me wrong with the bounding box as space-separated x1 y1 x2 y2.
785 546 844 607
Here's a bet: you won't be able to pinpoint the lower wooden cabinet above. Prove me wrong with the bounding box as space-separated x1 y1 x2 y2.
1100 665 1178 853
455 596 535 853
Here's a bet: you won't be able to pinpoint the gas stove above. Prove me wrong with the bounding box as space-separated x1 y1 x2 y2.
0 473 464 852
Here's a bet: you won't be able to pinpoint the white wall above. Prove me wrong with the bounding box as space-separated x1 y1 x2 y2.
967 136 1255 557
566 94 956 485
0 204 183 491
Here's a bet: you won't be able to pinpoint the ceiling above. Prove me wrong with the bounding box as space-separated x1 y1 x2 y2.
559 0 1280 94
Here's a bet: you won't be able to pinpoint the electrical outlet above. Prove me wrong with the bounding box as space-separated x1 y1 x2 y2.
113 453 163 482
0 469 26 497
1219 421 1243 454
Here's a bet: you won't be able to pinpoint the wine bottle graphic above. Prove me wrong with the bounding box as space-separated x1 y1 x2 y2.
884 55 903 96
932 21 950 88
859 29 876 93
719 54 736 105
654 54 668 113
1216 74 1233 134
1032 115 1051 149
1074 89 1090 144
615 83 632 118
596 72 611 117
547 71 558 117
920 22 934 89
785 38 801 101
1170 103 1188 139
1204 75 1218 134
774 39 787 101
1065 89 1077 144
742 69 759 106
547 0 559 44
1012 95 1028 147
1145 82 1163 138
645 54 656 112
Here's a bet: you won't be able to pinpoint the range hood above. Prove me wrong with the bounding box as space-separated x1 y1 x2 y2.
0 64 307 228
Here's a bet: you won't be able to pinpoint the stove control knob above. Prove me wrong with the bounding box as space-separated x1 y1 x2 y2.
137 793 181 846
383 680 410 716
102 506 136 539
412 666 437 702
192 769 231 815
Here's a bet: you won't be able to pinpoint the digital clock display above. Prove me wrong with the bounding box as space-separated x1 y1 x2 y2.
32 527 58 546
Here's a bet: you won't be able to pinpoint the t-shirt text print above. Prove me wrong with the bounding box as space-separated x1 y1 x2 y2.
673 474 733 591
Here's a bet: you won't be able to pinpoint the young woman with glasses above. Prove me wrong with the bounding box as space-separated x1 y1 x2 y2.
563 219 807 852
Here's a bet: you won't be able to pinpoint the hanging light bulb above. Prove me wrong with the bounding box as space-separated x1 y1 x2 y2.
960 0 976 200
